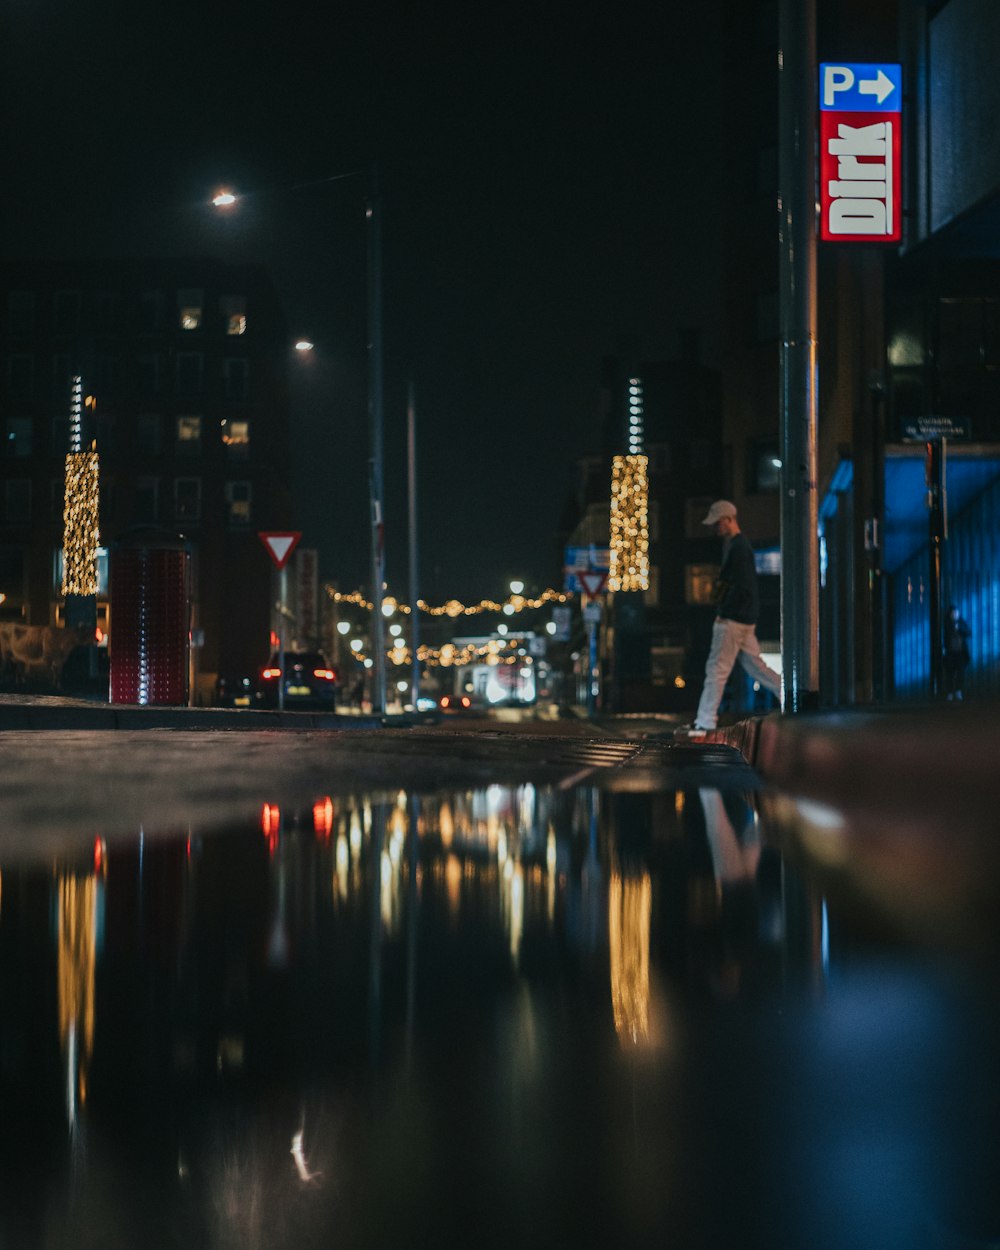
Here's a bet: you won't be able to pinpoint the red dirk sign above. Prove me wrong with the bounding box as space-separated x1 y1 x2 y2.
819 62 902 243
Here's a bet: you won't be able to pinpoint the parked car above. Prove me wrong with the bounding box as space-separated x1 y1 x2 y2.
215 673 255 707
255 651 339 710
438 692 474 714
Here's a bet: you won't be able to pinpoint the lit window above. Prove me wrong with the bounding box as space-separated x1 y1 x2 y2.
225 481 251 526
222 295 247 336
176 415 202 452
177 289 203 330
221 419 250 456
685 563 720 606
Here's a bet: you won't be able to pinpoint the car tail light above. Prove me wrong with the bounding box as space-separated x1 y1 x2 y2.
461 696 471 708
440 696 451 708
262 667 281 681
313 668 336 681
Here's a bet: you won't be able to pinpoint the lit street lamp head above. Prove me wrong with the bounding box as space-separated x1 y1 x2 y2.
294 340 314 353
212 190 237 208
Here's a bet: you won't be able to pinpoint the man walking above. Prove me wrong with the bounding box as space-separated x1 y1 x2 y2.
684 500 781 734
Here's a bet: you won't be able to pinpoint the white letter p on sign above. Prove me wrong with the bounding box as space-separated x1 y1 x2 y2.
823 65 854 106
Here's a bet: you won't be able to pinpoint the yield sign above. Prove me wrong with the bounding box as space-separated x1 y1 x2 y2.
258 530 301 570
578 570 608 596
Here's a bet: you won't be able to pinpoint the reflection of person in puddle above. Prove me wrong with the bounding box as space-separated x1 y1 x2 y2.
698 788 761 999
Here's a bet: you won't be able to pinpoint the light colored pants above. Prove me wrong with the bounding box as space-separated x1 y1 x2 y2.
695 617 782 729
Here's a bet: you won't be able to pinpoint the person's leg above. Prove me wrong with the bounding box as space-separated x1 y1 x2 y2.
695 619 742 728
736 625 782 702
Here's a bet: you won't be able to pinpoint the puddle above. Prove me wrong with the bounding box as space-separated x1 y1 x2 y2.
1 783 997 1249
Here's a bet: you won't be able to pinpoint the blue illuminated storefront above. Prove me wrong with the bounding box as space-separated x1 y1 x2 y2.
886 448 1000 698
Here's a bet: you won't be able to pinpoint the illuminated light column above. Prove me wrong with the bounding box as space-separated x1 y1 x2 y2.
608 454 650 593
62 451 100 598
626 375 645 455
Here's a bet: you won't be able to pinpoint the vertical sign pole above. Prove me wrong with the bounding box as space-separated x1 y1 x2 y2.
407 381 420 711
779 0 820 712
278 564 286 712
367 164 387 717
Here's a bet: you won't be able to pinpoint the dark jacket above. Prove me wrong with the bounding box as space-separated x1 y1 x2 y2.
943 615 971 664
716 532 759 625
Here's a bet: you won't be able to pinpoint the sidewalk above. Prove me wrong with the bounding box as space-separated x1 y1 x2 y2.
0 692 389 731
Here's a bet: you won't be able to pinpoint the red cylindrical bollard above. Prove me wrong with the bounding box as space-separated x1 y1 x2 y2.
109 529 191 706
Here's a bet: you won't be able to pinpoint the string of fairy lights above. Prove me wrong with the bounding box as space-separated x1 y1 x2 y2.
326 588 567 668
326 455 651 668
326 588 571 616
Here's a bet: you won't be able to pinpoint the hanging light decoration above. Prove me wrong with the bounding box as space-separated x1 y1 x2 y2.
326 586 571 616
608 454 649 593
62 450 100 596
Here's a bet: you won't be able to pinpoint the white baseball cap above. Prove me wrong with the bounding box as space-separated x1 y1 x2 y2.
702 499 738 525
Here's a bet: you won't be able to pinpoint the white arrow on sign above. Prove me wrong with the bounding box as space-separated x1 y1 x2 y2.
258 531 302 569
858 68 896 104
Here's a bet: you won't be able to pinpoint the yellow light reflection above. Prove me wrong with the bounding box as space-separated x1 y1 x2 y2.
608 870 652 1047
58 872 99 1119
445 853 462 916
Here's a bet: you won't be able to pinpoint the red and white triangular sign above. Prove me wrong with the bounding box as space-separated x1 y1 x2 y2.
579 570 608 596
258 531 302 570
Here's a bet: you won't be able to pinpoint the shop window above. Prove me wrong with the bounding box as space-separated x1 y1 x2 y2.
685 563 720 605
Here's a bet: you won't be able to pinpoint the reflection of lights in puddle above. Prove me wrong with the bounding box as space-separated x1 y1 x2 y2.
787 796 849 866
291 1126 322 1183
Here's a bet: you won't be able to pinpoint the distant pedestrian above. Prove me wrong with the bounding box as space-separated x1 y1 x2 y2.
943 603 972 700
682 500 782 734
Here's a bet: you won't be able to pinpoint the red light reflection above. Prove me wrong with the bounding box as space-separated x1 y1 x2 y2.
313 796 335 839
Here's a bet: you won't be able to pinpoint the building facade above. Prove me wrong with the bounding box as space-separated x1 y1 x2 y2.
0 258 294 701
719 0 1000 707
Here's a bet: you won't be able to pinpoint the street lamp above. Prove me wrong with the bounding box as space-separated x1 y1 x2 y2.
212 167 388 715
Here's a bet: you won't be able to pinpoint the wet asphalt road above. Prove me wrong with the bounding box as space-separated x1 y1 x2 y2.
1 698 999 1249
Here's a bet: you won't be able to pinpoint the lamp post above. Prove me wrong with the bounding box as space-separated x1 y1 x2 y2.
213 164 388 715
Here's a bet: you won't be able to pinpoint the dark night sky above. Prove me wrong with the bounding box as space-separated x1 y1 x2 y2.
2 0 725 603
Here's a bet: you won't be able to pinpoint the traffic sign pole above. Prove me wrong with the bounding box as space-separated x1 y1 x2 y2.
259 532 301 713
278 565 286 711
